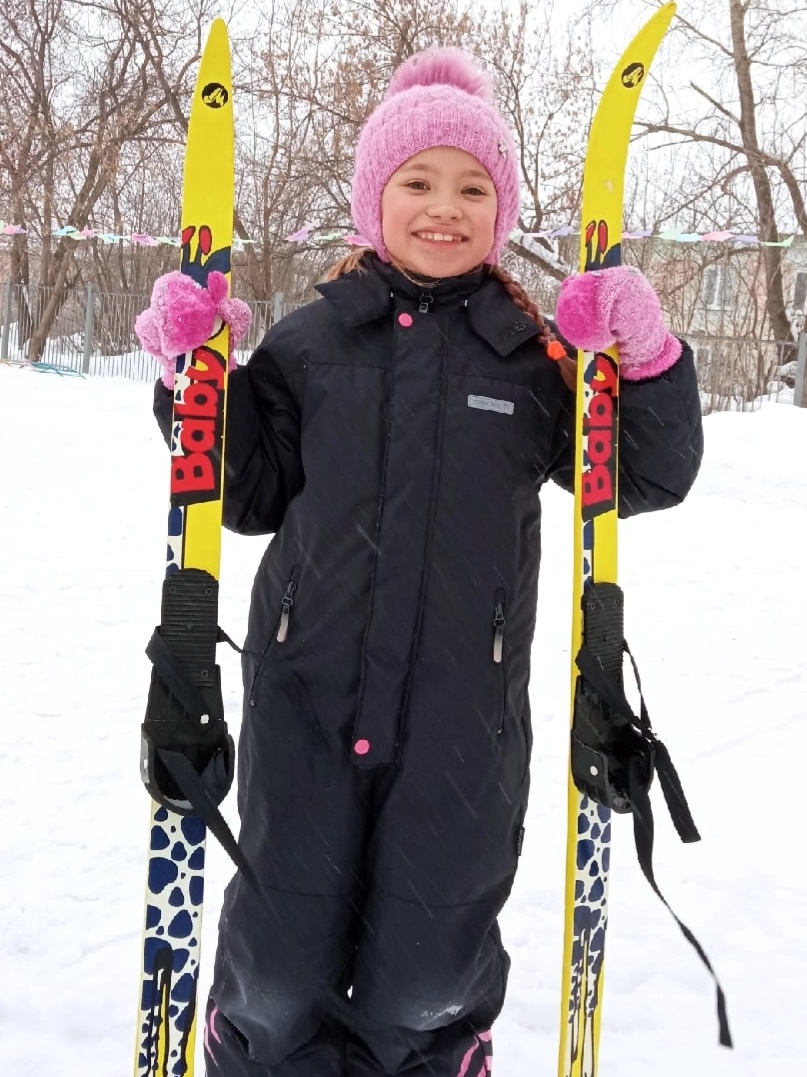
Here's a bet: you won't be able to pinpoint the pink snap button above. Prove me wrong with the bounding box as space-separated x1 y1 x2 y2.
353 738 371 756
398 313 413 328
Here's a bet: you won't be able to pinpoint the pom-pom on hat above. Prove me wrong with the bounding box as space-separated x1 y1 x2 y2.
351 48 520 265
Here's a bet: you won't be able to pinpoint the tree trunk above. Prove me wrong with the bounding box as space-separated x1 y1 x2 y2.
729 0 795 361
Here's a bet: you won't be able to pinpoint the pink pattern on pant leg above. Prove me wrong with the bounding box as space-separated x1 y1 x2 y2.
455 1030 493 1077
455 1042 477 1077
480 1028 493 1073
203 1003 222 1059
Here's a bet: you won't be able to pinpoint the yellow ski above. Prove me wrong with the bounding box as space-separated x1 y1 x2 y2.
558 7 676 1076
134 20 235 1077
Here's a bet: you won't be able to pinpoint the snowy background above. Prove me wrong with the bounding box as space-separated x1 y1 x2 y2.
1 364 804 1076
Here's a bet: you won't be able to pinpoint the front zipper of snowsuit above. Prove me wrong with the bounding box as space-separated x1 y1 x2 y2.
493 587 507 734
352 290 450 765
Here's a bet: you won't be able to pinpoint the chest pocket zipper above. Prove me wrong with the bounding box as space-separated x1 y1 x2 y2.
248 568 297 707
493 588 507 733
276 576 297 643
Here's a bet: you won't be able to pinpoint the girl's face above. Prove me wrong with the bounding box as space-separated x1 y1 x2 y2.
380 146 498 278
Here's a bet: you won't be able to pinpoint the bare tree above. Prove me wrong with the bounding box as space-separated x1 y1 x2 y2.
627 0 807 382
0 0 216 360
479 1 598 287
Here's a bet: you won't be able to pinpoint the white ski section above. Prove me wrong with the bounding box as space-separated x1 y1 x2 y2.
0 364 804 1076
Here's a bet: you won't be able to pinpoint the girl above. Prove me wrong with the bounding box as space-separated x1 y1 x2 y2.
140 48 703 1077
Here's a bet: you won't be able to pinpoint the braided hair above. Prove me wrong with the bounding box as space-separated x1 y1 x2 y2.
486 265 577 391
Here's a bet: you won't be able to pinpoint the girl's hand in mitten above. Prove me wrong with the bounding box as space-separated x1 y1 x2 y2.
555 265 681 381
135 271 252 388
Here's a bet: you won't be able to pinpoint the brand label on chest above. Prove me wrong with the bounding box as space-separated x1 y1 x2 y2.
467 394 514 415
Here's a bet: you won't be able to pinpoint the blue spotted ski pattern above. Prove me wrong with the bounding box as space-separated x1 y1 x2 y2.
567 794 611 1071
136 808 207 1076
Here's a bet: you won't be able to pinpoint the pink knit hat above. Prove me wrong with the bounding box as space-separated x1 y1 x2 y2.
351 48 520 265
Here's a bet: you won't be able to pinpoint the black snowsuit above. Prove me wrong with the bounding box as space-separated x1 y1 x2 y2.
154 259 703 1076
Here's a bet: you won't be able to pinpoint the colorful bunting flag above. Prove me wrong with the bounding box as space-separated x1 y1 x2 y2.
286 224 314 242
0 220 800 249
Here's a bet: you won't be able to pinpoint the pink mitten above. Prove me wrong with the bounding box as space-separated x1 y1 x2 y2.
555 266 681 381
135 271 252 388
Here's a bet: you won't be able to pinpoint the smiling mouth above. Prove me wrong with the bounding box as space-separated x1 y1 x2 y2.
414 231 466 243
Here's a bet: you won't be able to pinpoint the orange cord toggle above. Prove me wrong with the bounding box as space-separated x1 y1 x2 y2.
546 339 567 361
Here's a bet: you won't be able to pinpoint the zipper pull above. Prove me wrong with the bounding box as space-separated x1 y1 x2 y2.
418 291 433 314
493 601 506 663
276 579 297 643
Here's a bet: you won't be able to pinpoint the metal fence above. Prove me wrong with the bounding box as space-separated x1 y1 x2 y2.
0 281 298 380
686 331 804 411
1 279 804 408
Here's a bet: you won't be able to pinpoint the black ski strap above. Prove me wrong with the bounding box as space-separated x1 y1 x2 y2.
627 759 733 1048
157 747 258 890
146 627 210 722
146 624 251 871
142 567 251 886
576 643 700 844
575 642 733 1048
217 625 243 653
144 624 243 721
625 644 703 844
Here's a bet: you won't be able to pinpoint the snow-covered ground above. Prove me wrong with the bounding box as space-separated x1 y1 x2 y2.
1 364 804 1076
